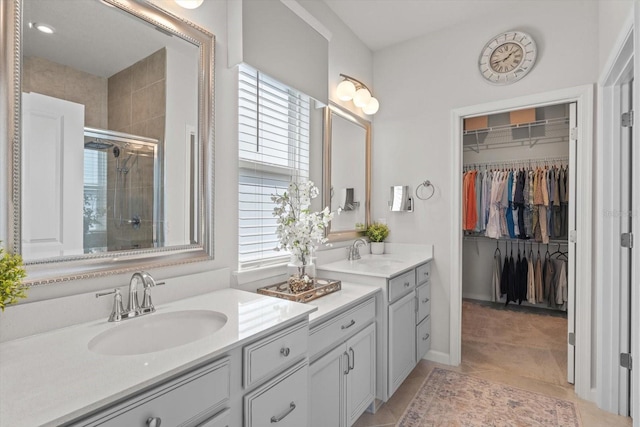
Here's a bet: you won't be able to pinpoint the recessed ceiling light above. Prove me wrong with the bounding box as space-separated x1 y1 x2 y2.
29 22 55 34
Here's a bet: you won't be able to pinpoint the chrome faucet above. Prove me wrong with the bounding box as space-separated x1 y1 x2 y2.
348 238 368 261
96 271 165 322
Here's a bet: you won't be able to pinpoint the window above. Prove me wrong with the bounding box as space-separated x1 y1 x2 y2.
238 65 311 269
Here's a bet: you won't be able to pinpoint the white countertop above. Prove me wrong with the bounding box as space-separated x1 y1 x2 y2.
317 249 433 279
0 288 316 427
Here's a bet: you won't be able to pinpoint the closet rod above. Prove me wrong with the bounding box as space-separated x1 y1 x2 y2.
463 156 569 170
463 235 569 245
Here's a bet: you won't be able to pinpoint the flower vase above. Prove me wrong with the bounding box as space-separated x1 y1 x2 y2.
371 242 385 255
287 254 316 293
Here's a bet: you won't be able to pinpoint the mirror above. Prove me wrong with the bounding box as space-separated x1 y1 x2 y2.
2 0 215 285
323 104 371 241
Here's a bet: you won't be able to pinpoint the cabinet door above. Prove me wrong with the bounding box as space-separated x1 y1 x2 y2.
388 291 417 397
345 323 376 427
310 345 347 427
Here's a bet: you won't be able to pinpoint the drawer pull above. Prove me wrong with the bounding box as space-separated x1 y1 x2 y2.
424 271 429 276
341 319 356 330
422 333 430 341
280 347 290 357
422 297 430 303
349 347 355 371
270 402 296 423
146 417 162 427
404 282 410 287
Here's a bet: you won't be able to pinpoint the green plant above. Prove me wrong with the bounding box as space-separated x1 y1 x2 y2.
0 242 27 311
366 222 390 243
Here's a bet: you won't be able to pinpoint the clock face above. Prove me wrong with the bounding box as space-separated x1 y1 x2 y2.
479 31 537 85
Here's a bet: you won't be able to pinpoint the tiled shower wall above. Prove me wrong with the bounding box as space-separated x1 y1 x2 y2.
105 48 166 251
22 56 108 128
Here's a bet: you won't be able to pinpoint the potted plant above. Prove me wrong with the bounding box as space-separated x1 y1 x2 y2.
272 181 335 293
366 222 390 255
0 242 27 311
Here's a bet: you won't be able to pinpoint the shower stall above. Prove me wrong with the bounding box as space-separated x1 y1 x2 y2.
82 127 162 253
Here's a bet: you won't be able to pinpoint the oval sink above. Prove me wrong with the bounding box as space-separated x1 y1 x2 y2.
88 310 228 356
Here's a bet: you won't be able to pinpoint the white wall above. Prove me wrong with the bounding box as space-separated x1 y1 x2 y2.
372 0 599 359
598 0 634 75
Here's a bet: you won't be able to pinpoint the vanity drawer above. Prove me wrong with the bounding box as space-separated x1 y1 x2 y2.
309 297 375 359
78 357 230 427
416 262 431 285
244 360 309 427
243 321 308 388
416 315 431 361
197 408 230 427
416 282 431 324
388 270 416 302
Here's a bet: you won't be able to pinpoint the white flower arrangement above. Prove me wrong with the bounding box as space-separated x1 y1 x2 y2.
271 180 335 272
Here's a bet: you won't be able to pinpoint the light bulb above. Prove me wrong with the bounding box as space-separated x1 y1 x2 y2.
175 0 204 9
362 97 379 115
336 80 356 101
353 87 371 108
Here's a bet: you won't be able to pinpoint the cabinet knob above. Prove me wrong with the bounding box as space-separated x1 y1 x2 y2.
422 333 430 341
280 347 290 357
146 417 162 427
404 282 410 287
422 297 430 303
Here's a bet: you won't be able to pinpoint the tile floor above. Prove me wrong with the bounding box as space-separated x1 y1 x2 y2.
354 300 633 427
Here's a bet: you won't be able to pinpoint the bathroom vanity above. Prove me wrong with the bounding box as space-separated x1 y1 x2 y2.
317 246 434 403
0 289 316 427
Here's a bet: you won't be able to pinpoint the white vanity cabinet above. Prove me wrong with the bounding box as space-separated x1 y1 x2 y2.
309 297 376 427
74 357 231 427
387 272 417 397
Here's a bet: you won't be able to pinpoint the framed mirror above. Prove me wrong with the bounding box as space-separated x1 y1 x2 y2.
1 0 215 285
323 103 371 241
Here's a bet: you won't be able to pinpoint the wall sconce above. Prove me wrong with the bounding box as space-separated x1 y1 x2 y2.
175 0 204 9
336 74 380 115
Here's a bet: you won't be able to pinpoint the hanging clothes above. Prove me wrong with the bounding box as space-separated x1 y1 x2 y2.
506 171 516 238
492 247 502 301
535 251 544 303
527 250 536 304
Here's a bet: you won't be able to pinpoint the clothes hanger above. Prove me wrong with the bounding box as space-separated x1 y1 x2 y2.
494 240 501 258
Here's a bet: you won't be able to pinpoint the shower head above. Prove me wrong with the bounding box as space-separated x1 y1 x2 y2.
84 139 113 150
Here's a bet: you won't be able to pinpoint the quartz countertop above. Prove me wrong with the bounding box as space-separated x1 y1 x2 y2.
317 247 433 279
0 288 316 427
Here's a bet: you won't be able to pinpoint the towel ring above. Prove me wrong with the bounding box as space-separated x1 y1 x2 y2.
416 180 435 200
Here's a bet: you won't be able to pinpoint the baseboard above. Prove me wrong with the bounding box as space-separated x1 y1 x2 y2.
462 292 491 301
423 349 451 365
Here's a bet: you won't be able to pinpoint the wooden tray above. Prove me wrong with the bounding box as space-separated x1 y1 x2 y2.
257 278 342 303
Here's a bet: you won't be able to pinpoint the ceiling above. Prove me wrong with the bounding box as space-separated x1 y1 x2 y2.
322 0 530 52
23 0 196 78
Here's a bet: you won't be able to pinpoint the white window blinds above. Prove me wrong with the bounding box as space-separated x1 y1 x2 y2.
238 65 310 269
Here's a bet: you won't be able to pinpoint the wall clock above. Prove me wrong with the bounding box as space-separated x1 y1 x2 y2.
478 31 537 85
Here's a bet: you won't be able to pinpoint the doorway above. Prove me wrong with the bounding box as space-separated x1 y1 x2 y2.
450 85 595 401
460 102 576 386
599 23 634 418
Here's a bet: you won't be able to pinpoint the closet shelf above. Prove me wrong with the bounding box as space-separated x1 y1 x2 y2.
463 116 570 153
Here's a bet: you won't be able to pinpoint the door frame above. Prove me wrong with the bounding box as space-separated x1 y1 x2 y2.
450 84 595 401
597 13 634 416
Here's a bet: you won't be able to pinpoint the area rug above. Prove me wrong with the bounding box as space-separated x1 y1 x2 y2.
397 368 581 427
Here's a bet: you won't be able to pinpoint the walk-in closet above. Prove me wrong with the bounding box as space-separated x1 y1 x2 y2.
461 103 575 387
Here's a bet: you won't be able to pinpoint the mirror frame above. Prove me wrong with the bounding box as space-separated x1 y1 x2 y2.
1 0 215 286
323 103 371 241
